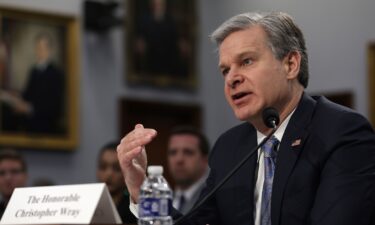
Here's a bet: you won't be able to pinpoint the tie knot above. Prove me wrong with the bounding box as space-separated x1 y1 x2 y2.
262 136 279 158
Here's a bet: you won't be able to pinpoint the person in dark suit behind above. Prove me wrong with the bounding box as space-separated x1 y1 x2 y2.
96 142 137 224
167 126 209 214
116 11 375 225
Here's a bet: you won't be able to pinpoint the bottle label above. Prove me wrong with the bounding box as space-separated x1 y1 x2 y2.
139 197 172 217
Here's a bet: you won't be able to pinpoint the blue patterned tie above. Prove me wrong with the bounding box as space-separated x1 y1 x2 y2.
260 136 279 225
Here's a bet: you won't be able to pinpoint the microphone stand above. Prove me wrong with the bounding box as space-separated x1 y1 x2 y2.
173 125 278 225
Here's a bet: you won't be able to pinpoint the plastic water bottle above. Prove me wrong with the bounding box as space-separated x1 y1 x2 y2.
138 165 173 225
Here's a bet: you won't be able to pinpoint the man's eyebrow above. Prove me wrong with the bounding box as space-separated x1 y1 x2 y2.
218 63 227 70
218 51 256 69
237 50 257 59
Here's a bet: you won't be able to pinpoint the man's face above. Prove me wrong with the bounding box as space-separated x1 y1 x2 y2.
35 38 51 63
167 134 208 188
0 159 27 199
96 149 125 194
219 25 293 124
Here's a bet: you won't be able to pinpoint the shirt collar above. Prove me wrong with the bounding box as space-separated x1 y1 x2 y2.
175 169 209 201
35 60 50 71
256 108 296 144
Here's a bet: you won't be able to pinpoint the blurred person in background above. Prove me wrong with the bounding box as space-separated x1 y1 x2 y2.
96 142 137 224
0 149 28 218
167 126 209 214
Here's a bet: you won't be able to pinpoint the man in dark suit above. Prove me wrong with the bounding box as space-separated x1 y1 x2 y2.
167 126 209 214
117 12 375 225
96 142 137 224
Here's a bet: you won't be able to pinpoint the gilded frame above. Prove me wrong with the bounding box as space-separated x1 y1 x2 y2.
0 7 79 150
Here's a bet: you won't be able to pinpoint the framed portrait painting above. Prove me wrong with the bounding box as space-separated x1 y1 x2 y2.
0 7 79 150
126 0 197 90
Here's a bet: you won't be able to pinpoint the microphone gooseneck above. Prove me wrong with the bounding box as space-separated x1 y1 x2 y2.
173 108 280 225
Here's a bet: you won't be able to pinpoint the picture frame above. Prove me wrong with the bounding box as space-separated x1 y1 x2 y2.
126 0 197 90
313 91 354 109
0 7 79 150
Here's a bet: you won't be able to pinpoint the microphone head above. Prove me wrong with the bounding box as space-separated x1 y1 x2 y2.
262 107 280 128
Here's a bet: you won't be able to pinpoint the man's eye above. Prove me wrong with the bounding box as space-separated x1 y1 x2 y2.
99 164 108 171
221 68 229 76
168 149 177 156
243 58 252 65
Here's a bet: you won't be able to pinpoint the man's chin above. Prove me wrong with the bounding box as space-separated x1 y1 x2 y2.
106 186 115 193
235 112 250 121
234 108 259 121
108 186 125 194
174 178 194 187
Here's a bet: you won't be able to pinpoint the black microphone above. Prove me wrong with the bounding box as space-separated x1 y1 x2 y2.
173 107 280 225
263 107 279 129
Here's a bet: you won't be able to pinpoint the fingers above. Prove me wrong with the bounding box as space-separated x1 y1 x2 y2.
124 127 156 150
117 124 157 166
121 146 143 168
135 124 143 129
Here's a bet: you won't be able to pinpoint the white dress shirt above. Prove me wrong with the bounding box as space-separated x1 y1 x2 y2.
254 110 294 225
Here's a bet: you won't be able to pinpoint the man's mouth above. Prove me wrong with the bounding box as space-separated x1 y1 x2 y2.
232 92 250 101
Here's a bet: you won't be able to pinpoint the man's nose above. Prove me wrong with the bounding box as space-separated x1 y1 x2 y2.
104 168 114 177
174 153 185 162
225 68 244 89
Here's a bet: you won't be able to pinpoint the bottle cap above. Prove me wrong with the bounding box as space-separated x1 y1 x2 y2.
148 165 163 175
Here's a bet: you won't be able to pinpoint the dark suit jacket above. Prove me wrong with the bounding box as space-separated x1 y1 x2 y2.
23 63 64 134
117 194 137 224
173 93 375 225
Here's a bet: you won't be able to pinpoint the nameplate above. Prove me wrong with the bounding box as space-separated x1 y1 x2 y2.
0 183 122 224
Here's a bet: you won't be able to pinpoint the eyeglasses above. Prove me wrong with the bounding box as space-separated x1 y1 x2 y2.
0 169 25 177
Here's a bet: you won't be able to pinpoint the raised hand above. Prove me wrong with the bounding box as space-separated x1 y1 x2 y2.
117 124 157 202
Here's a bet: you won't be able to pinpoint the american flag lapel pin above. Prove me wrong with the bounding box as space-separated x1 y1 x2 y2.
291 139 301 147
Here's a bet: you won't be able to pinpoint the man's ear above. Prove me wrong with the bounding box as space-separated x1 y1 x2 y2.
283 51 301 80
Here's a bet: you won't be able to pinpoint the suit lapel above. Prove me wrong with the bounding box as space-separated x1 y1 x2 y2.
233 124 258 224
271 93 316 224
180 184 205 214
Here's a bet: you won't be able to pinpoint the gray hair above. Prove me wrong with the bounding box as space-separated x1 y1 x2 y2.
210 12 309 88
